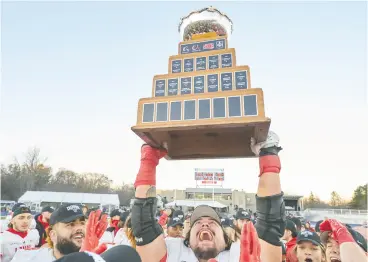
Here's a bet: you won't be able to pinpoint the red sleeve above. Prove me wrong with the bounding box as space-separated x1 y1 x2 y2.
158 213 168 226
160 253 167 262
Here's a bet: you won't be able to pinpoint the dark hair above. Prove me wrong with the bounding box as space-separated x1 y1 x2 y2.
183 226 232 251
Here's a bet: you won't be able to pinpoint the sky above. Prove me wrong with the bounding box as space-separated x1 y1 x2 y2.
1 1 367 201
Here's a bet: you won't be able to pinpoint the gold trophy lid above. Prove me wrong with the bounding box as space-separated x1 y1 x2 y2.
179 6 234 42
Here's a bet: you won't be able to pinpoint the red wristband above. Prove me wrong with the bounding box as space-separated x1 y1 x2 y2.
134 146 161 188
259 155 281 177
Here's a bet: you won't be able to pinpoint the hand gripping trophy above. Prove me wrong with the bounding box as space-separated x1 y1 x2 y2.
132 7 271 160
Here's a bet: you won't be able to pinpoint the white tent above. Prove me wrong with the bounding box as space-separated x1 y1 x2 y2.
165 200 227 208
18 191 119 206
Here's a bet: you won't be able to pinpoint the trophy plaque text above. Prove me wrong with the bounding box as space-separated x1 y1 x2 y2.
132 7 271 160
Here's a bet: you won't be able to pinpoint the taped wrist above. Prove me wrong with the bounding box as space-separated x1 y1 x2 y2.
255 192 286 246
259 146 282 156
131 197 163 246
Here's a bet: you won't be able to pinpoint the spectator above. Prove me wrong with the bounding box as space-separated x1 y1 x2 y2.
282 219 298 262
294 230 326 262
34 206 54 247
291 217 302 232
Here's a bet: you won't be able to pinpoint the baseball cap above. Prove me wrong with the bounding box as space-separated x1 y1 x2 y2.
290 217 302 231
167 216 184 228
297 230 322 247
285 219 298 236
12 203 26 212
12 206 32 218
235 210 251 220
101 245 141 262
190 205 221 226
50 204 85 225
172 210 184 221
120 211 130 223
41 206 55 213
54 245 141 262
110 209 123 218
221 217 234 229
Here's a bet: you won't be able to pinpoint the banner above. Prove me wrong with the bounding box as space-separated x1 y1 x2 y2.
194 168 224 184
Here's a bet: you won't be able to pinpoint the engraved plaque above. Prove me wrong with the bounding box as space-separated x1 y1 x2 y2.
196 57 207 71
243 95 258 116
155 80 166 97
221 72 233 91
168 78 179 96
235 71 248 89
208 55 219 69
194 76 205 94
180 44 191 54
181 77 192 95
184 58 194 72
221 54 233 68
207 74 219 92
170 101 182 121
214 39 226 50
142 103 155 123
156 102 168 122
171 60 182 73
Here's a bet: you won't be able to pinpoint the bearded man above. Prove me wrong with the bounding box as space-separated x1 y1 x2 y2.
130 131 286 262
10 204 107 262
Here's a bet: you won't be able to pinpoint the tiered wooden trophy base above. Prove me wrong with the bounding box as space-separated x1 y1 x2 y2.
132 119 270 160
132 33 271 160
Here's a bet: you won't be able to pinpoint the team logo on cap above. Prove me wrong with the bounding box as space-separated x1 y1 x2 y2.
221 218 225 222
66 205 81 213
173 217 180 222
242 211 248 216
301 231 313 237
178 214 183 219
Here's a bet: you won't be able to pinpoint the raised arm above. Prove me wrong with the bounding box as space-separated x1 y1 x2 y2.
320 219 367 262
251 131 285 262
131 145 167 262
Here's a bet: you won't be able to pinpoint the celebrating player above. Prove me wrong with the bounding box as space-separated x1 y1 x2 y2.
0 205 39 262
130 130 286 261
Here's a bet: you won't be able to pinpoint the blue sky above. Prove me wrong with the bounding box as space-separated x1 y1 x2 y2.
1 1 367 201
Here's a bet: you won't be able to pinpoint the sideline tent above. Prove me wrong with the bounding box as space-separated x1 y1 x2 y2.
18 191 119 211
165 200 227 208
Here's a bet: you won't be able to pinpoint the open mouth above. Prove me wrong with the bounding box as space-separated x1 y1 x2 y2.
198 230 213 241
305 259 312 262
73 233 85 240
330 259 341 262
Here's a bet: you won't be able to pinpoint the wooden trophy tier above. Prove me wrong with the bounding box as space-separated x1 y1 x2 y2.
132 35 271 160
132 88 270 160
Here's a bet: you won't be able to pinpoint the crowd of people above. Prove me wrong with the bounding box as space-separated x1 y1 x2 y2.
1 131 367 262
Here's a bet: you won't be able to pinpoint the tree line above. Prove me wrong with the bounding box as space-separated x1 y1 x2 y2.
1 148 367 210
303 187 367 210
0 148 135 206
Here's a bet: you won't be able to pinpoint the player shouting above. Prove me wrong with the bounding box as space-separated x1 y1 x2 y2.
130 131 286 262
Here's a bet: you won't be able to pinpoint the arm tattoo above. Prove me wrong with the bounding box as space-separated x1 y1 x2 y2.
146 186 156 198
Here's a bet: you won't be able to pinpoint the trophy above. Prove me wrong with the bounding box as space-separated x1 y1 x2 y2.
132 6 271 160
